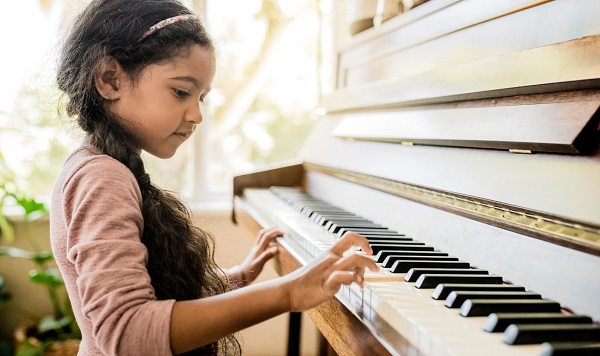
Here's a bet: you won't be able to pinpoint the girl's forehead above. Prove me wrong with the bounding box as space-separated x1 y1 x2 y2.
167 45 214 69
146 45 215 84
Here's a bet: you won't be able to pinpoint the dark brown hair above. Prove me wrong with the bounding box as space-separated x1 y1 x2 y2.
56 0 240 354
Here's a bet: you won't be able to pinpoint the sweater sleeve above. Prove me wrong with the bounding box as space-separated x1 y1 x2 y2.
61 156 175 356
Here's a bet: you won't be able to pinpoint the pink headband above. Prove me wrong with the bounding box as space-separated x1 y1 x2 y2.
140 14 195 41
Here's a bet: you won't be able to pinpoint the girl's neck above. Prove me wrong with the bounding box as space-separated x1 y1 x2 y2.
81 134 142 156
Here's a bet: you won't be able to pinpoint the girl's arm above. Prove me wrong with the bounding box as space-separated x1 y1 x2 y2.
170 232 378 354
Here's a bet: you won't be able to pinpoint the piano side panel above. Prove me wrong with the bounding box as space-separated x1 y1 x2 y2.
303 170 600 322
299 116 600 227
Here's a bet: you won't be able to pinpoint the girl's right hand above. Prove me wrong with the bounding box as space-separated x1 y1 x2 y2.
283 232 379 312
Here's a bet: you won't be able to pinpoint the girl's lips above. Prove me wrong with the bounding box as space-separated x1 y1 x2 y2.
174 132 191 141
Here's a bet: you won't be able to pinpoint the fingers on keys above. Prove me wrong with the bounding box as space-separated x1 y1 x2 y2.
331 231 375 256
328 233 379 288
256 227 284 250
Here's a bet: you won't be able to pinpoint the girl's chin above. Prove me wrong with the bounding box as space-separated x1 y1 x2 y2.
144 147 178 159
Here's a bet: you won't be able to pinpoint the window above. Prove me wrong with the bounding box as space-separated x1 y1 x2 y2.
0 1 77 200
0 0 346 205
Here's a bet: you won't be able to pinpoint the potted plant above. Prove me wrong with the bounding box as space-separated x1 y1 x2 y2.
0 154 81 355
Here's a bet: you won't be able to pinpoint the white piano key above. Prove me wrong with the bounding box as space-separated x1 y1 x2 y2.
366 281 541 355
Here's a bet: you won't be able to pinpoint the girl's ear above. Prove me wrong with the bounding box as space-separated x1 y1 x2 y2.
95 56 124 100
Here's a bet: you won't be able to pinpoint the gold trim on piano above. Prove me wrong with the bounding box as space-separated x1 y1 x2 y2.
305 162 600 256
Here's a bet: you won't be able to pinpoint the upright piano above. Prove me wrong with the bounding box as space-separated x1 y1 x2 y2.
232 1 600 355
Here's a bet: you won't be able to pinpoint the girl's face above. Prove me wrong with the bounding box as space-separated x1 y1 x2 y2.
111 44 215 159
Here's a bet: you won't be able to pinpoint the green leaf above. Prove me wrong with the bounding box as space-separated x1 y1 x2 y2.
32 251 54 264
7 193 48 219
38 315 72 334
28 269 64 287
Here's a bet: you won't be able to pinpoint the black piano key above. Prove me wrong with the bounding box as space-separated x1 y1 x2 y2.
459 299 561 317
329 223 387 234
313 210 355 216
392 260 471 274
367 238 418 246
324 220 371 228
315 215 358 225
405 268 486 282
540 341 600 356
337 228 401 237
356 230 412 240
382 256 458 268
484 313 593 333
504 324 600 345
432 283 526 300
327 221 383 227
416 274 503 289
364 235 416 241
370 244 435 254
376 250 448 263
445 291 541 308
303 205 344 212
310 209 354 215
324 219 374 230
362 235 412 242
367 239 424 245
322 219 371 227
338 228 403 236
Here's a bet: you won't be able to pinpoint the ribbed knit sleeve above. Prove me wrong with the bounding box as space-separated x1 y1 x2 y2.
51 147 176 356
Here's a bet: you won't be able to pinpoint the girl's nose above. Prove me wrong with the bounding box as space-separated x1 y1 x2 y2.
187 101 204 124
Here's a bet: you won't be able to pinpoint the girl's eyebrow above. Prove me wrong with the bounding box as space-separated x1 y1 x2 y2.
170 76 200 88
170 76 212 94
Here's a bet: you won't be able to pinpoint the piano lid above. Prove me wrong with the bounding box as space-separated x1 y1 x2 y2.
316 1 600 154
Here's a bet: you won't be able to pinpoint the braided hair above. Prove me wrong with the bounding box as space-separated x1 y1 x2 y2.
57 1 240 354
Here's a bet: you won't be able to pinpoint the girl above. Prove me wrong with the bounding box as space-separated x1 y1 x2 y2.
51 0 378 355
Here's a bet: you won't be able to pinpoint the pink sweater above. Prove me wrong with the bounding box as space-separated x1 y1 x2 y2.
50 146 176 355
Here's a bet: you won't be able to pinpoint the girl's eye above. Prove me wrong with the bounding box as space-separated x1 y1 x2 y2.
173 89 190 98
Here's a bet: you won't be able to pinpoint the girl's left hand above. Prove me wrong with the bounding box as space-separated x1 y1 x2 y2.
236 227 282 285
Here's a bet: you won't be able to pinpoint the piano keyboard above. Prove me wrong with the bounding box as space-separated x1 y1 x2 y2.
243 187 600 356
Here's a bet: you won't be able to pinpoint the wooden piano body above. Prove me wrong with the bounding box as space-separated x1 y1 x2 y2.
233 1 600 355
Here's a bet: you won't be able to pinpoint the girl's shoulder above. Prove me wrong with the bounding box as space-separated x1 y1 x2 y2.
57 145 140 198
65 145 132 176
